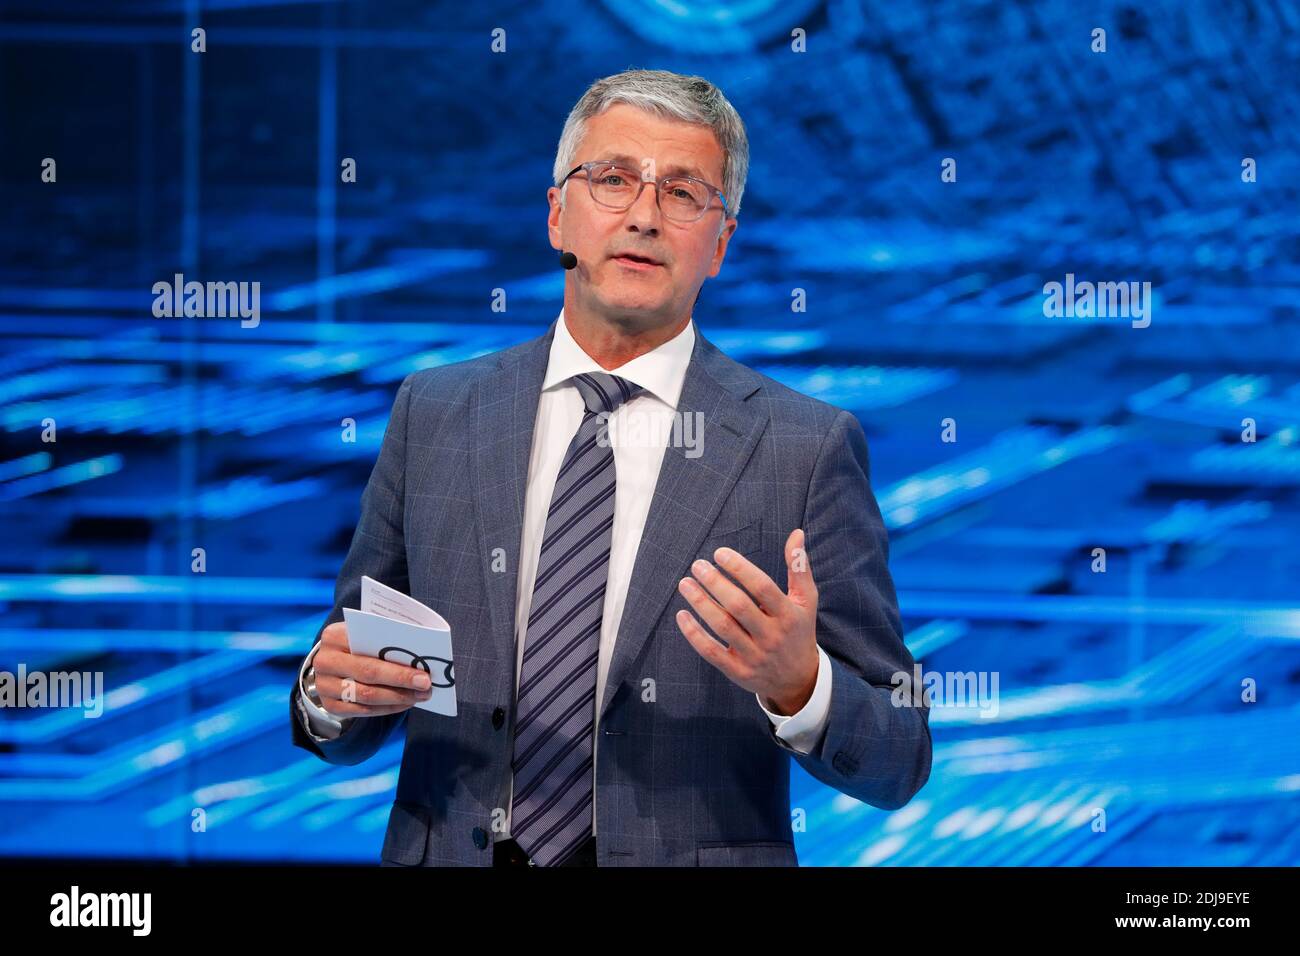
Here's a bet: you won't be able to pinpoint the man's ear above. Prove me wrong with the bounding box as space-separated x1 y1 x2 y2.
714 215 737 248
547 185 565 251
707 217 737 277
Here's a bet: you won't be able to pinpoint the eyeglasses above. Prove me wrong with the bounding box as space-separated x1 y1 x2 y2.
561 160 729 223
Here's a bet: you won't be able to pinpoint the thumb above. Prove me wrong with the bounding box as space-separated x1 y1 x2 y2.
785 528 815 606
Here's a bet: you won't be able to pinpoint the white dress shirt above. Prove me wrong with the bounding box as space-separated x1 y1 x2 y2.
296 309 833 838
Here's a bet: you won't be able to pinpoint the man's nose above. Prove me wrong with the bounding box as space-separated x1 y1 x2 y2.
624 181 662 232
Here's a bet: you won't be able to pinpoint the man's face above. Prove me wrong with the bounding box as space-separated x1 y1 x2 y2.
547 103 738 333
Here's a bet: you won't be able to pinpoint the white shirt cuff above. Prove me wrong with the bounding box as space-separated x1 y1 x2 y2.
297 643 349 741
756 644 832 755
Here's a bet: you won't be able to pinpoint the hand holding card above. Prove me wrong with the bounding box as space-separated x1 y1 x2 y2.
341 576 458 717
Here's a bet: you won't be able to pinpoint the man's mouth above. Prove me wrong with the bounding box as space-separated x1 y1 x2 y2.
611 252 664 269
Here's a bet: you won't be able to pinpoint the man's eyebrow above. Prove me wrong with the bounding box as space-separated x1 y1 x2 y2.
603 153 709 181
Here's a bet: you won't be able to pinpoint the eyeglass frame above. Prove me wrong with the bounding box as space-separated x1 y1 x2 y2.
560 160 730 222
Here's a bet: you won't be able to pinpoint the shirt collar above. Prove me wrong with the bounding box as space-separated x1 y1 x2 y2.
542 307 695 409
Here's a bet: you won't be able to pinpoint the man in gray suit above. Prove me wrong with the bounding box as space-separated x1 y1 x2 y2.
290 68 931 866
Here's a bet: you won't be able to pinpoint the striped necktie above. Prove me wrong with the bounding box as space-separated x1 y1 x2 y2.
509 370 643 866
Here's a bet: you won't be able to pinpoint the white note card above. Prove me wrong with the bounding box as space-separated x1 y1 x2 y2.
342 575 456 717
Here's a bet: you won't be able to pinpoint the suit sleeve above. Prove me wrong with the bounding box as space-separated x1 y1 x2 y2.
288 373 416 766
767 409 933 811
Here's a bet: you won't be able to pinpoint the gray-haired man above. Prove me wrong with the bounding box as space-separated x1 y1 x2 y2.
291 68 931 867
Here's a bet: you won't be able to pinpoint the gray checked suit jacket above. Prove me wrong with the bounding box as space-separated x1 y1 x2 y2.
289 316 932 866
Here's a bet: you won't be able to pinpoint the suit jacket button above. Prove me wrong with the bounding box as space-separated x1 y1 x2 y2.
491 706 505 730
472 827 488 849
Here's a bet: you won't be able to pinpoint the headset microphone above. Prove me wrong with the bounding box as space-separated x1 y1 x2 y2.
559 250 578 270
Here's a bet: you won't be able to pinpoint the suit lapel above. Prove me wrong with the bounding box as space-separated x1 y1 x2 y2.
597 330 768 722
470 319 557 672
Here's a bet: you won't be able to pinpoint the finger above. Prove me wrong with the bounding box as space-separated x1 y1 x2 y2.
711 546 787 617
315 649 432 692
316 675 429 708
674 609 746 681
677 568 760 657
319 698 421 719
685 557 768 642
785 528 817 607
321 621 350 651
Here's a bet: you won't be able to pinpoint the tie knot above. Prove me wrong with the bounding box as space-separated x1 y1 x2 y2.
571 371 643 415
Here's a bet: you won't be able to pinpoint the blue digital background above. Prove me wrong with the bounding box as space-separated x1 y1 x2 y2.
1 0 1298 864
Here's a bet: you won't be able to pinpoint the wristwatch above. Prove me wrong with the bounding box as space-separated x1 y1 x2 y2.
297 645 348 738
304 665 321 704
301 644 328 708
